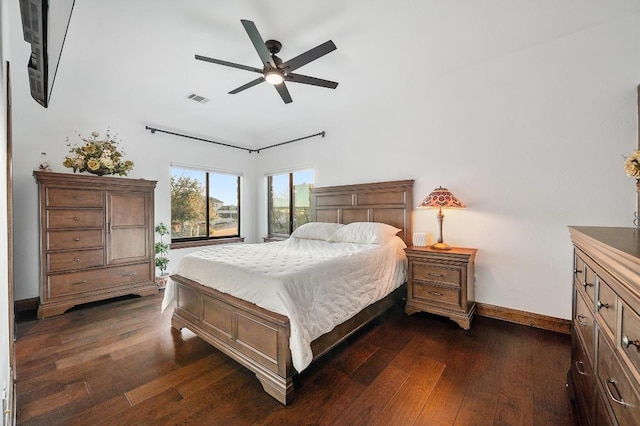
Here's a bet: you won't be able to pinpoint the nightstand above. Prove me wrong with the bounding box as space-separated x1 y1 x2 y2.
404 246 477 329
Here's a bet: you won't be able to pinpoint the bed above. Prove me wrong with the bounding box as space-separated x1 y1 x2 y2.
163 179 414 404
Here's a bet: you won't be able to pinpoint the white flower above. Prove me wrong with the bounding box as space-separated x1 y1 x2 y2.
90 131 100 138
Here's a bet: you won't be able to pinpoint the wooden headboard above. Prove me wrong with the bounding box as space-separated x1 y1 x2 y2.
310 179 414 246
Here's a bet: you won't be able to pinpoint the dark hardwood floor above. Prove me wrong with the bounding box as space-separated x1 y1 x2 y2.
15 292 574 425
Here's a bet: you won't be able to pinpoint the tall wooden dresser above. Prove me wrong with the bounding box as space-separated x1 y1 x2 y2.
568 226 640 425
34 171 158 318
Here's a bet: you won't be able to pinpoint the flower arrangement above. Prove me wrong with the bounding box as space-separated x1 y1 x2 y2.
625 149 640 192
624 149 640 179
62 130 134 176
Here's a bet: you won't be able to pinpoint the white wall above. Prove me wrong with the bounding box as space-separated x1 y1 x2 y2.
7 1 640 323
255 10 640 320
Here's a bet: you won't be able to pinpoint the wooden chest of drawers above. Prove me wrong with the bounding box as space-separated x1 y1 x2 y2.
568 227 640 425
404 246 477 329
35 171 158 318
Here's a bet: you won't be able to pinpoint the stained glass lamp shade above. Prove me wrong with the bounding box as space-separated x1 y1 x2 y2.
418 187 465 250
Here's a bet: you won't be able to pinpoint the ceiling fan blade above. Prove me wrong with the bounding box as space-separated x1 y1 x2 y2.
274 82 293 104
229 77 265 94
195 55 262 74
286 73 338 89
240 19 276 69
281 40 336 73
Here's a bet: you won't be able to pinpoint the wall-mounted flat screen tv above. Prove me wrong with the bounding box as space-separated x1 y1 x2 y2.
18 0 75 107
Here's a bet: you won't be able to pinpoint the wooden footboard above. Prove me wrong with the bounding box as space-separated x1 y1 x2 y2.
170 274 294 404
170 274 405 404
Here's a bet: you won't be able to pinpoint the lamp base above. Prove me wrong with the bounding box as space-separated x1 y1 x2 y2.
430 242 452 250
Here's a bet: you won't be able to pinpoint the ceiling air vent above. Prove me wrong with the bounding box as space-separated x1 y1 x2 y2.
187 93 209 103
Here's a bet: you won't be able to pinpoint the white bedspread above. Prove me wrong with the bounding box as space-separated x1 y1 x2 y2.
161 237 407 372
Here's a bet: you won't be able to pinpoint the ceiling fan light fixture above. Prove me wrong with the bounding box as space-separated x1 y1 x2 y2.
264 70 284 85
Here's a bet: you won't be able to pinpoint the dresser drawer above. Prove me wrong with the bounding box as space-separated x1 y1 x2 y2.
620 302 640 380
48 263 151 298
575 286 595 363
47 209 104 229
570 327 594 418
575 252 596 305
47 229 104 250
47 249 104 273
46 188 104 208
412 282 460 307
596 277 618 339
412 263 461 287
598 333 640 425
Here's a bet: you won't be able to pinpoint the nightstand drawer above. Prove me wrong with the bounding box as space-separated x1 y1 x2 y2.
413 282 460 306
412 263 461 286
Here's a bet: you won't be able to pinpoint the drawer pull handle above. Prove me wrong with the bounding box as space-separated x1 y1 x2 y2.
574 360 587 376
605 378 629 407
122 272 138 277
573 269 582 275
74 258 81 262
428 291 443 297
72 280 88 285
582 281 594 289
576 314 589 325
73 217 80 221
73 237 81 241
427 273 444 278
597 301 609 311
622 335 639 348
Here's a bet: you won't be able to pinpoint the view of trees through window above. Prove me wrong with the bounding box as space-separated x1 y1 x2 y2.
170 167 240 241
268 169 313 236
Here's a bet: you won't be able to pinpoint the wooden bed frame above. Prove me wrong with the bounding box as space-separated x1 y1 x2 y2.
170 179 414 404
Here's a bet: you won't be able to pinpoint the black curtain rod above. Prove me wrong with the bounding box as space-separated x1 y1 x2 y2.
145 126 325 153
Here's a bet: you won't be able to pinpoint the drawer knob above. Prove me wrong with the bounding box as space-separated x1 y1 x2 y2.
605 378 629 407
427 272 444 278
573 269 582 275
74 258 81 262
72 279 88 285
622 335 639 348
73 237 81 242
428 291 443 297
73 217 80 221
582 281 594 289
596 301 609 311
73 195 80 200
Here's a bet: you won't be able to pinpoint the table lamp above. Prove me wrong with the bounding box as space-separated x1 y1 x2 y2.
418 186 465 250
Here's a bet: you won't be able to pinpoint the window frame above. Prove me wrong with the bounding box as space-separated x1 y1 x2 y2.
170 166 243 249
267 169 313 238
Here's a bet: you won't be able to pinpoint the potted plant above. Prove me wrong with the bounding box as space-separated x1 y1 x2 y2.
155 222 170 277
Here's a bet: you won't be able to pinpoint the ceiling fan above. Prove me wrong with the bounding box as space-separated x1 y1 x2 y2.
195 19 338 104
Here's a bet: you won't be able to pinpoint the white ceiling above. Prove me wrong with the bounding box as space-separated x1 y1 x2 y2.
39 0 640 147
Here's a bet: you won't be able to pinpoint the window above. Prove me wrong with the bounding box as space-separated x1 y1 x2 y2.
171 166 241 243
268 169 313 237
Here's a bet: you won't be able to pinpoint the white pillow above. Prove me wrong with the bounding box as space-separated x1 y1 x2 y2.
290 222 345 240
328 222 402 244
